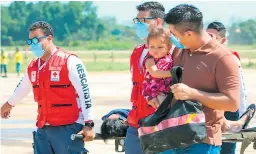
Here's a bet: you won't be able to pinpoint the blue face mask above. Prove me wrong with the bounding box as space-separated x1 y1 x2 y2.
30 43 45 57
170 34 186 49
136 22 149 39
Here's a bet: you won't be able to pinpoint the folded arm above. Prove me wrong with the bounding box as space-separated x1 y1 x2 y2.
145 58 171 78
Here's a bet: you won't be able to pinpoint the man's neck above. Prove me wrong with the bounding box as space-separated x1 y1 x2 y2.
190 31 211 52
40 45 56 61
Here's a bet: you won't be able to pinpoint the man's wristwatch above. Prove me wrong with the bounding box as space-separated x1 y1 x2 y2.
84 121 94 128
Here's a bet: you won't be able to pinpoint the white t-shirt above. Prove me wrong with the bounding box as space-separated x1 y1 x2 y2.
139 48 148 69
234 56 247 116
8 55 93 124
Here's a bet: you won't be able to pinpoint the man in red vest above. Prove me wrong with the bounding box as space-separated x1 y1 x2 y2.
1 21 94 154
126 2 171 154
207 21 247 154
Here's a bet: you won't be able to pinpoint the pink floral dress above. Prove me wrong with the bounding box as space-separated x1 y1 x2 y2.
142 54 173 101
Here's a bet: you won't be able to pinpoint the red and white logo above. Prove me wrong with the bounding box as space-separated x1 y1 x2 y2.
51 71 60 82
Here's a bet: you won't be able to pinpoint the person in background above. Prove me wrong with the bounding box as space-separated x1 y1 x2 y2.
206 21 247 154
1 49 8 78
15 47 23 76
100 109 130 141
128 2 172 154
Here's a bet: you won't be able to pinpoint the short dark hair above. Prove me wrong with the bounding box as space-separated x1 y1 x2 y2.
136 1 165 19
207 21 226 37
164 4 203 34
29 21 54 37
100 119 128 141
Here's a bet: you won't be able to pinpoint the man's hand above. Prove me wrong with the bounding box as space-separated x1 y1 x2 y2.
170 83 195 100
80 126 95 142
1 102 12 119
148 98 160 109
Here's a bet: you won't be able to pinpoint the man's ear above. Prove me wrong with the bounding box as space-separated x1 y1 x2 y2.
155 18 163 27
221 37 227 44
207 32 217 39
47 35 53 41
185 31 196 37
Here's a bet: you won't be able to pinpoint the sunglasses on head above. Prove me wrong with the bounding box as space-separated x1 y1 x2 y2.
26 36 47 45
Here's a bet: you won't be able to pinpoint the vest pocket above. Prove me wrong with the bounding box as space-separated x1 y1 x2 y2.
50 84 70 88
47 103 79 124
48 103 75 115
51 104 72 107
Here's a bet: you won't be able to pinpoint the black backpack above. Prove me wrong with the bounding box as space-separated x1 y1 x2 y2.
138 66 207 154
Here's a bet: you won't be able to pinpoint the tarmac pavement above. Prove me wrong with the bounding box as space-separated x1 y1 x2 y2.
1 70 256 154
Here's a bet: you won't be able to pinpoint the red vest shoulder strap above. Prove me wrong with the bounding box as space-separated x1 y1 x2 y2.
135 44 146 50
27 58 39 69
131 44 146 62
130 44 146 71
53 48 78 66
232 51 240 60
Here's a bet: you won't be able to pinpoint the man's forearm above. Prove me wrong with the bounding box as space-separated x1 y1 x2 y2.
191 89 239 112
68 56 93 122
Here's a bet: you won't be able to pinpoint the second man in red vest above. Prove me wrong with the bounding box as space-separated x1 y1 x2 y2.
126 2 172 154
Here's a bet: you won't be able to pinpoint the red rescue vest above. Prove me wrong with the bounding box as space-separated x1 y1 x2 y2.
27 48 80 128
127 44 155 127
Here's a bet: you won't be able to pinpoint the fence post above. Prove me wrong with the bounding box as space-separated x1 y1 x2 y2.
110 52 114 63
93 52 97 63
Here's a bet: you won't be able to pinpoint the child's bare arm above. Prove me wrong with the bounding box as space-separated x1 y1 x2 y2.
148 98 160 109
145 58 171 78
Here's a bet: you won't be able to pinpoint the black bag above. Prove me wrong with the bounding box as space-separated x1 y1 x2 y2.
138 66 207 154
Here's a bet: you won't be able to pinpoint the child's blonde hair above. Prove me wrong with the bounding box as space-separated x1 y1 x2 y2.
147 28 171 46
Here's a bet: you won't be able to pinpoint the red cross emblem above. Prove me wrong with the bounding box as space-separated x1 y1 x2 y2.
51 71 60 81
53 72 57 77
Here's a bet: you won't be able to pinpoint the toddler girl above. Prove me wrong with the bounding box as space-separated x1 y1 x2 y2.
142 28 173 109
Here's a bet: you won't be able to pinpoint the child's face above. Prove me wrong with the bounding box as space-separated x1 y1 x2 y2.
148 37 170 59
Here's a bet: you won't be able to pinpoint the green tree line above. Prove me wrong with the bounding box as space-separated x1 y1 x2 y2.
228 19 256 45
1 1 139 50
1 1 255 48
